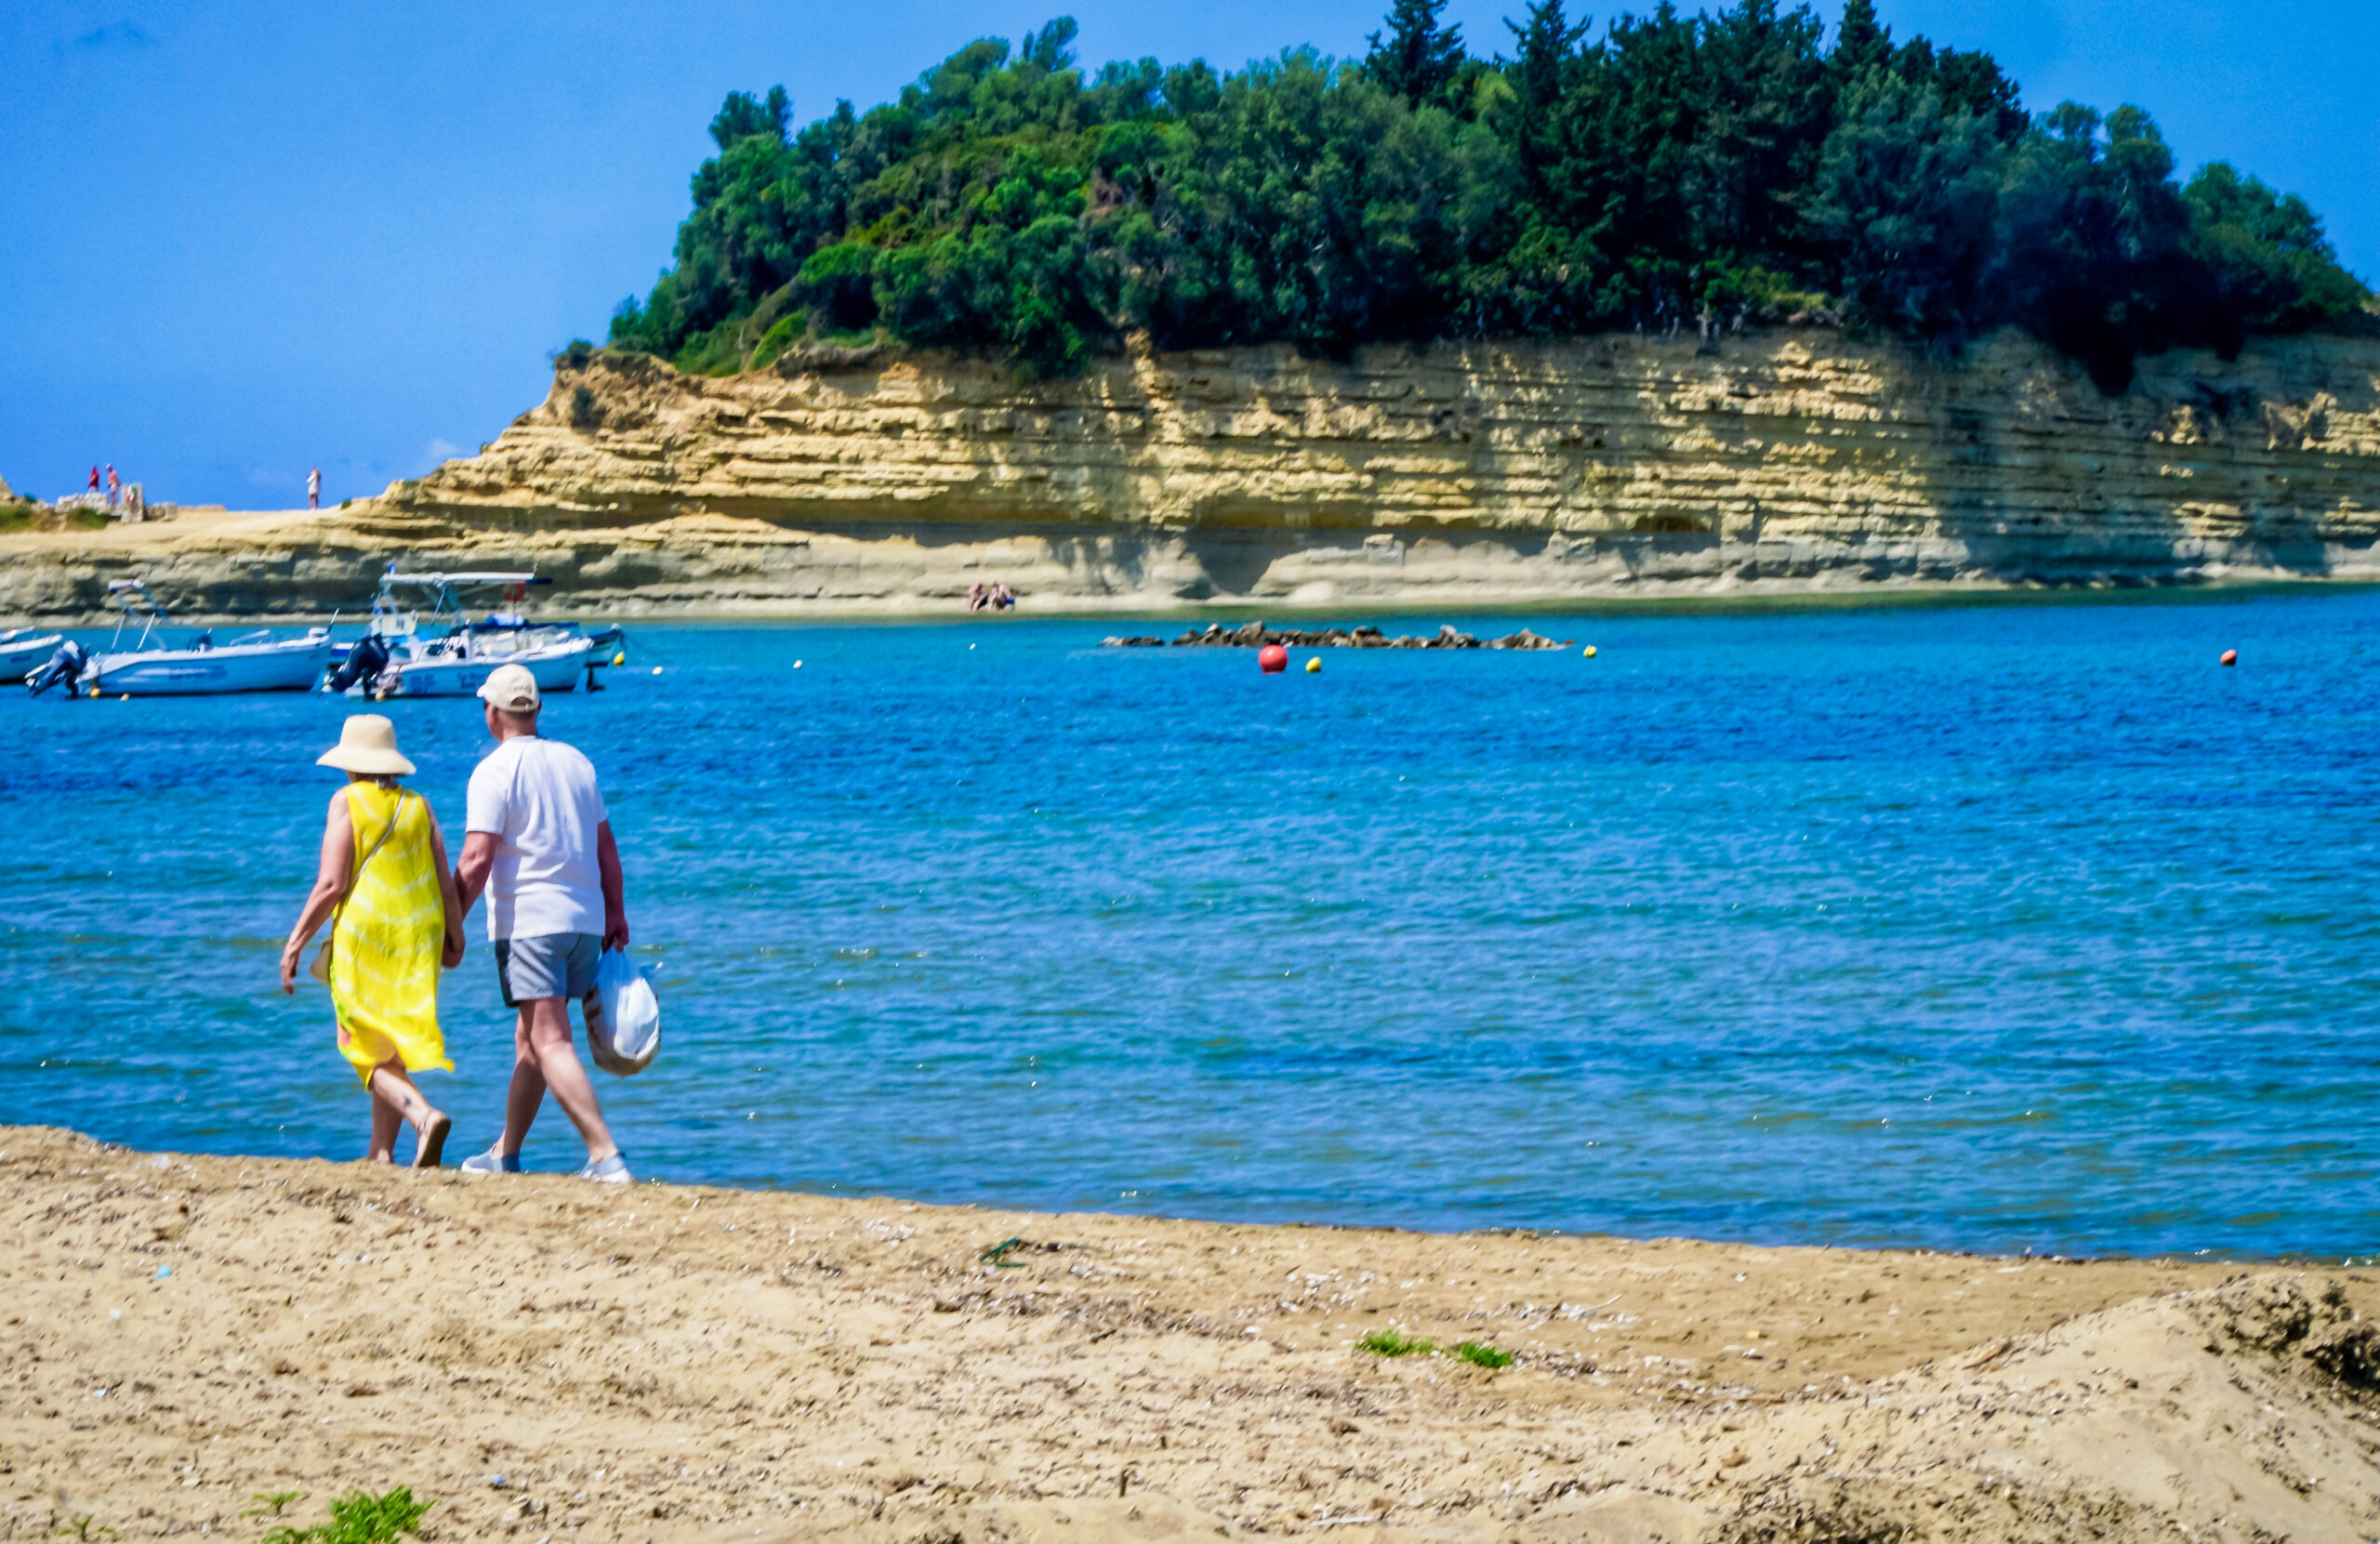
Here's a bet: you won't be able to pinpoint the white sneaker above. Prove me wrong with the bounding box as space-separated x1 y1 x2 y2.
578 1153 631 1184
459 1146 521 1176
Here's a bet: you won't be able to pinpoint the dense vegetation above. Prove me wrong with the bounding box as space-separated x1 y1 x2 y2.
604 0 2370 392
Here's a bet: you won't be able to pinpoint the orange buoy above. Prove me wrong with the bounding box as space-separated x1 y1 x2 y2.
2220 649 2238 667
1258 643 1289 674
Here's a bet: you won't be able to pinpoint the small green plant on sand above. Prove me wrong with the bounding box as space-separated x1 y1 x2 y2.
245 1491 303 1518
1357 1328 1436 1358
1455 1340 1514 1368
56 1516 116 1541
260 1487 430 1544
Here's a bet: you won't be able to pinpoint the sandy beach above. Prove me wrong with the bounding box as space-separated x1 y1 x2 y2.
7 1126 2380 1542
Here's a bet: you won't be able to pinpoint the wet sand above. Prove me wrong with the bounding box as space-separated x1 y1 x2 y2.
6 1125 2378 1542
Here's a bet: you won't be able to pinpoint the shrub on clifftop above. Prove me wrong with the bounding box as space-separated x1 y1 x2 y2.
605 0 2371 390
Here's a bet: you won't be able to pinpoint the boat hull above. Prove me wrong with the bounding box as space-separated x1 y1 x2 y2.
390 639 593 697
0 634 63 685
86 639 334 696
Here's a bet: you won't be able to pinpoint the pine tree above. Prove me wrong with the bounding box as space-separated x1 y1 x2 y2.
1831 0 1892 76
1508 0 1588 112
708 85 791 151
1366 0 1467 107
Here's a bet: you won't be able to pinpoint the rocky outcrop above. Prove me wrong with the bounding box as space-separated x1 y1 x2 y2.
1105 623 1571 649
5 326 2378 620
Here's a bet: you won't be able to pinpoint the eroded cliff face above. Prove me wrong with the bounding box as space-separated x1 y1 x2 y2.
378 325 2380 602
7 327 2379 620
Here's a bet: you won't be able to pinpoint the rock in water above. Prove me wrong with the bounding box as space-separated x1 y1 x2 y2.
1117 622 1570 651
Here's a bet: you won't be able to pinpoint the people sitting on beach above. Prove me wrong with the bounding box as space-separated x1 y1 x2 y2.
280 715 466 1167
453 663 637 1184
991 583 1015 610
966 582 988 613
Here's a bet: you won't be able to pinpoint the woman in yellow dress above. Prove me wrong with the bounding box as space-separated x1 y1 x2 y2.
280 715 467 1166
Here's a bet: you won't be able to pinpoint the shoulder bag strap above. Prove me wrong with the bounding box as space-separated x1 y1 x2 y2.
331 789 409 928
313 788 408 987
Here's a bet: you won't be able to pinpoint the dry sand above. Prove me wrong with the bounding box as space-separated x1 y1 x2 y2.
6 1124 2380 1542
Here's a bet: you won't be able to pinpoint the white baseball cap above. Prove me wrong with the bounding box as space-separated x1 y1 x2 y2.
477 662 541 713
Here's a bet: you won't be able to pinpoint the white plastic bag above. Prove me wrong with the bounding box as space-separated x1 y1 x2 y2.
586 947 660 1076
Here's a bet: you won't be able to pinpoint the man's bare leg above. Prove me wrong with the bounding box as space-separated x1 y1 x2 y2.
498 1007 548 1157
501 997 617 1164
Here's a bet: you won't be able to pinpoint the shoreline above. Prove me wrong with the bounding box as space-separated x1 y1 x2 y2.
3 509 2375 630
10 1123 2380 1542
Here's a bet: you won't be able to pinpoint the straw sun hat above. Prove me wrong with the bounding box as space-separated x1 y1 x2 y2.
316 714 416 777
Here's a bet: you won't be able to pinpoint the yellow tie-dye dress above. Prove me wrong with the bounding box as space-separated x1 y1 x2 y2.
330 782 452 1083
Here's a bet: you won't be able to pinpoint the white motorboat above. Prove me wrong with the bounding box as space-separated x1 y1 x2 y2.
383 634 601 697
78 581 333 697
327 569 621 699
0 628 64 684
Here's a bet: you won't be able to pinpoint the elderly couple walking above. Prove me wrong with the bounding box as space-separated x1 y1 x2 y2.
278 662 635 1183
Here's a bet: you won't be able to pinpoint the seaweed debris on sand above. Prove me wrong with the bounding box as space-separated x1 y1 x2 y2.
1104 622 1571 650
12 1125 2380 1543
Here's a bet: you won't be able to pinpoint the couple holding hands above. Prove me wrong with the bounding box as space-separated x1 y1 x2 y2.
280 662 635 1182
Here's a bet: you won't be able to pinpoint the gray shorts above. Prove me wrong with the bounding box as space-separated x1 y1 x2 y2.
495 932 601 1008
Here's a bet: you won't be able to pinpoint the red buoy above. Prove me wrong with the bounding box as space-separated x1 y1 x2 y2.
1258 643 1289 674
2220 649 2238 667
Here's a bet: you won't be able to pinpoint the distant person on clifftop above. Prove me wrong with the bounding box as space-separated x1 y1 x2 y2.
86 467 99 496
308 467 322 509
281 715 467 1167
452 663 636 1184
104 465 118 508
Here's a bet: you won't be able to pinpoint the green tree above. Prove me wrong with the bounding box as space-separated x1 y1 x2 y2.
1830 0 1892 78
600 0 2368 389
1811 66 2000 338
1365 0 1468 109
709 86 791 150
2185 163 2372 336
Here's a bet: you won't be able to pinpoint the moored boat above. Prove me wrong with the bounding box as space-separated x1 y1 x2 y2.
76 581 332 697
327 569 621 699
0 628 65 685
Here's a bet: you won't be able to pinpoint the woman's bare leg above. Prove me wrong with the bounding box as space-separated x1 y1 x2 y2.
367 1059 452 1168
367 1071 402 1163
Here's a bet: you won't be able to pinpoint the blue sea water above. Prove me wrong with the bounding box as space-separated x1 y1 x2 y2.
3 593 2378 1260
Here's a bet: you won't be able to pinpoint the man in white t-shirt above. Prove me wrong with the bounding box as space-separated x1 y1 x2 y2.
451 663 634 1183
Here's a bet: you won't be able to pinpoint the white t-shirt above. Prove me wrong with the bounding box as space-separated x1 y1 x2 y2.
465 735 609 941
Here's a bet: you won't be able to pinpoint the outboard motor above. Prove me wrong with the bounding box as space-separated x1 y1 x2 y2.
25 640 88 698
324 634 391 694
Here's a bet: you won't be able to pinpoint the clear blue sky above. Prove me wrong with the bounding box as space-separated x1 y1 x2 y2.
4 0 2372 508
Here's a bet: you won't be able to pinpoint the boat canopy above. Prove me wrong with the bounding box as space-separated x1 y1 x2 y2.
370 569 556 632
102 579 170 650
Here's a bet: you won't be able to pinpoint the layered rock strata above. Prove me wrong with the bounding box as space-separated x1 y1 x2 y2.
5 326 2378 619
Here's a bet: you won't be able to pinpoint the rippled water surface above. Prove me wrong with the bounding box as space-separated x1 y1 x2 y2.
5 594 2379 1258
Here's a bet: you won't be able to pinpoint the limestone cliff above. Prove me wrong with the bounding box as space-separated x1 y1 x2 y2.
6 327 2378 620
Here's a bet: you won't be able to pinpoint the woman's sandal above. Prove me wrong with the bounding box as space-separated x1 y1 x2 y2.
414 1112 452 1169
